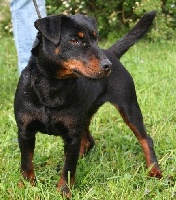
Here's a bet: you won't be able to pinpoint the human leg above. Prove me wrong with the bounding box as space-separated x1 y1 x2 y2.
10 0 46 73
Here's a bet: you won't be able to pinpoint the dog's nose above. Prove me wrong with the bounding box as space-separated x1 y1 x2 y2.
101 59 112 71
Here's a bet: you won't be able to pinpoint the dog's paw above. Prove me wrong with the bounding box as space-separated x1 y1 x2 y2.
57 178 73 199
57 184 71 199
60 186 71 199
18 176 37 188
149 166 162 179
21 170 36 186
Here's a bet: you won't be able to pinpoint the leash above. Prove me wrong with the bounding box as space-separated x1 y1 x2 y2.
32 0 42 19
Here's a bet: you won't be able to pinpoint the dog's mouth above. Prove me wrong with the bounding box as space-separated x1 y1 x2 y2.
72 67 111 79
58 59 111 79
72 68 83 77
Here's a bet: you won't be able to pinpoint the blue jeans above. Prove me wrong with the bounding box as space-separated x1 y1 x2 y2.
10 0 46 73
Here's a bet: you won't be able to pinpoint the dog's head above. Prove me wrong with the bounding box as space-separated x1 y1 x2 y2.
33 14 111 79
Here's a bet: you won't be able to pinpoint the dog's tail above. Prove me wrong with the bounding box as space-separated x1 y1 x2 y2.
108 11 156 59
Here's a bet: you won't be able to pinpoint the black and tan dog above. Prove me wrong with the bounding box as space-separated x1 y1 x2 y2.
14 11 162 198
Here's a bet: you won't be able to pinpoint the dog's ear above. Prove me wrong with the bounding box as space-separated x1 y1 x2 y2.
34 15 67 46
31 33 41 55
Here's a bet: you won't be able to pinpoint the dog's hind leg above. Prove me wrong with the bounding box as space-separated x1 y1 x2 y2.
112 101 162 179
79 128 95 156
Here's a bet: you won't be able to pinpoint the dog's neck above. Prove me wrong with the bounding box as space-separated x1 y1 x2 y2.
35 76 77 108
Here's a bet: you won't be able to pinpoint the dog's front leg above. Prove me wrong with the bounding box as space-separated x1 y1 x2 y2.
18 131 36 185
57 133 81 198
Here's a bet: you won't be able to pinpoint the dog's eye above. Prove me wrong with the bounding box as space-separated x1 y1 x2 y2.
68 39 80 45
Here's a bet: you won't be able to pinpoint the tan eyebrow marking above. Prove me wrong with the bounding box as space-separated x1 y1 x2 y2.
93 31 97 37
77 32 84 38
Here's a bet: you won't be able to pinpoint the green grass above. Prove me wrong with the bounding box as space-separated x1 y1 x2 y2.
0 37 175 200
